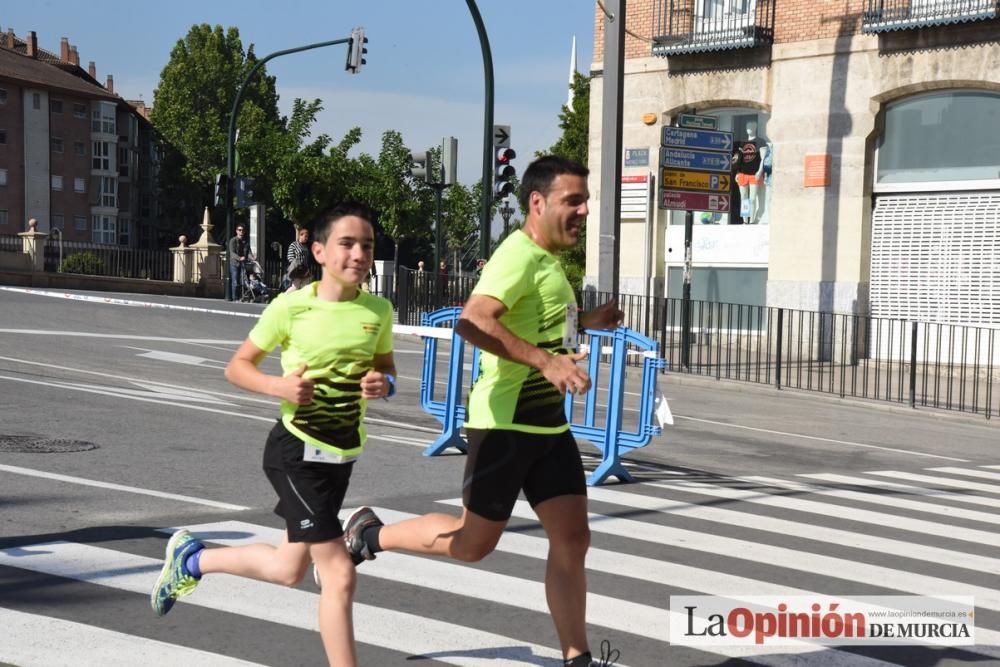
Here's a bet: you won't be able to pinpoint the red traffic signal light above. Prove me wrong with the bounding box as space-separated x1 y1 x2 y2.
494 147 516 198
495 147 516 164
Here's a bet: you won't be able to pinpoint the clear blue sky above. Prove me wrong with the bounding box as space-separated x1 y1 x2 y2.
4 1 595 185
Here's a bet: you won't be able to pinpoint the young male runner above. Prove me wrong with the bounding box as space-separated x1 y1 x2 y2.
344 156 622 667
151 202 396 667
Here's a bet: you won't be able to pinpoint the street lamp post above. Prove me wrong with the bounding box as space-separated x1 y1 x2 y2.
499 199 515 238
463 0 495 264
223 34 361 300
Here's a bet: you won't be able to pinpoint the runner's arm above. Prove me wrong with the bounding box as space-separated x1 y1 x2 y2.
457 294 590 394
361 351 397 399
225 338 314 404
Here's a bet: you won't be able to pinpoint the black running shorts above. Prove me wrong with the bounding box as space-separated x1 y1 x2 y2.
262 421 354 543
462 428 587 522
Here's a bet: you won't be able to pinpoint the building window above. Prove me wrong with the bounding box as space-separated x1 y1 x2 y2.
74 215 87 231
118 146 129 177
91 102 115 134
52 214 64 230
52 175 63 191
0 169 6 186
92 215 116 244
50 99 63 114
73 141 86 156
92 141 111 170
876 90 1000 190
0 129 6 145
0 209 8 225
100 176 117 207
51 137 64 154
32 93 41 110
73 102 87 118
0 88 7 105
74 177 86 193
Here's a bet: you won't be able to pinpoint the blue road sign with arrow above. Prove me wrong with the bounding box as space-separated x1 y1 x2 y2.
659 147 731 173
661 127 733 152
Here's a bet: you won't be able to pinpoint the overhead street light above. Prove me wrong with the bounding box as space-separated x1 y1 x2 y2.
223 30 368 300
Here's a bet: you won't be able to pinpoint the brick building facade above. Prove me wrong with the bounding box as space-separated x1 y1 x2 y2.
588 0 1000 326
0 29 163 247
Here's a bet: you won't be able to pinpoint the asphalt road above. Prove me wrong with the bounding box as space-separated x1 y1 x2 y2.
1 285 997 667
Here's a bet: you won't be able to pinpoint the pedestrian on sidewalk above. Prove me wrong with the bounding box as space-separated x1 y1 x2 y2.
342 156 622 667
151 201 397 667
284 224 312 292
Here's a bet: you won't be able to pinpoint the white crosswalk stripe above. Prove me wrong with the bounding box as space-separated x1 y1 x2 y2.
0 607 267 666
3 462 1000 666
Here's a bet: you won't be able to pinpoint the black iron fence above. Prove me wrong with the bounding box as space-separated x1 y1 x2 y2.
0 233 22 253
861 0 998 31
394 268 999 419
43 238 173 281
396 268 479 326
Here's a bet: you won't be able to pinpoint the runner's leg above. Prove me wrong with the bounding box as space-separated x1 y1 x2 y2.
311 538 358 667
376 508 505 562
535 494 591 661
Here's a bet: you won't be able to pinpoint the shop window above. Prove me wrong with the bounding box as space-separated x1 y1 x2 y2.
876 90 1000 191
667 107 773 226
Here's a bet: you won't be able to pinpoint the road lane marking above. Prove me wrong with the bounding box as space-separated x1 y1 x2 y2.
0 541 565 666
0 607 267 666
673 415 969 462
439 498 1000 614
0 464 249 510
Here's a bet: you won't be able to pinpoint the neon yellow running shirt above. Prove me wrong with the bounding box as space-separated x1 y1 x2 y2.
249 283 393 460
465 229 576 433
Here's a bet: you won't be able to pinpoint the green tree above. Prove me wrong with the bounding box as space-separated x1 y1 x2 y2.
271 99 357 226
151 24 283 231
545 71 591 289
352 131 436 269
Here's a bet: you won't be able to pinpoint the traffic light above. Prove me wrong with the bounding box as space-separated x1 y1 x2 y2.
213 173 229 208
409 150 430 183
235 176 255 208
494 147 516 199
346 27 367 74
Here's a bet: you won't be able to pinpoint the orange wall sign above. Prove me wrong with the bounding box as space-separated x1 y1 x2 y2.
804 154 831 188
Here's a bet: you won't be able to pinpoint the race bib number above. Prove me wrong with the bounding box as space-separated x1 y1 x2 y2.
563 302 579 349
303 444 345 464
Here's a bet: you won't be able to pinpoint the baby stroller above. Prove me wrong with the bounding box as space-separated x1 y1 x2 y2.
239 256 270 303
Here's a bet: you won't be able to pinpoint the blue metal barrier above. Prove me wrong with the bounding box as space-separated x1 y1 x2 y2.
418 307 476 456
415 307 666 484
568 328 666 485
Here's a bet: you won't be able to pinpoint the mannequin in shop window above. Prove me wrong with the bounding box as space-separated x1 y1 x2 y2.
731 120 769 224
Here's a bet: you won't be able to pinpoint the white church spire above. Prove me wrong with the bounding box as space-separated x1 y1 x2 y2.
567 35 578 111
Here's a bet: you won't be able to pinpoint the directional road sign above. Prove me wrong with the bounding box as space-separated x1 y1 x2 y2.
659 147 731 173
661 127 733 152
660 190 731 213
661 169 730 193
678 113 718 130
493 125 510 148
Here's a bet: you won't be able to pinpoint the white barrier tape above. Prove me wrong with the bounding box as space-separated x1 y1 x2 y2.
0 286 260 318
394 324 453 340
395 323 659 359
0 287 661 359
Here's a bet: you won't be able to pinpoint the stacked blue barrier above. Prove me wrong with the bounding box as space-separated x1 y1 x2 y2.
415 307 666 486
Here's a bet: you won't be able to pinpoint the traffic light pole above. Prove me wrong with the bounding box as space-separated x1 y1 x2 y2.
224 37 351 300
464 0 494 262
432 183 446 307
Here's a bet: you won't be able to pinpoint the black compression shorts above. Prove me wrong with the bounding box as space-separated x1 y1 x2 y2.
462 428 587 521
